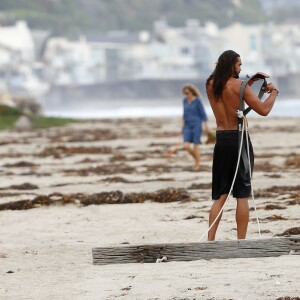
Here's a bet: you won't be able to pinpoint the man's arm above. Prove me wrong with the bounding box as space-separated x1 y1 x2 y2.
243 83 278 116
247 72 270 87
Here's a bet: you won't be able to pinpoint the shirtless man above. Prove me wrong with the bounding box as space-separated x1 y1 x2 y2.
206 50 279 241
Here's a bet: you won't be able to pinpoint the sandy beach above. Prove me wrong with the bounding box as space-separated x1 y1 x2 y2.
0 116 299 300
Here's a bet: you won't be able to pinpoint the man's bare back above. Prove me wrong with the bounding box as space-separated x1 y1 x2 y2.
206 78 243 131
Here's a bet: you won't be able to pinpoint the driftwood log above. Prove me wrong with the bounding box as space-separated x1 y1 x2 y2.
92 236 300 265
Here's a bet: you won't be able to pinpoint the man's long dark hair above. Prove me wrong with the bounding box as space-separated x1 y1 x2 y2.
206 50 240 100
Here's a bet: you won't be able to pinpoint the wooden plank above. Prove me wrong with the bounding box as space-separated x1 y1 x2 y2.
92 236 300 265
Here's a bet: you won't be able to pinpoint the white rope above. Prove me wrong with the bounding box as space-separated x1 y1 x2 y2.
244 119 262 238
198 115 261 242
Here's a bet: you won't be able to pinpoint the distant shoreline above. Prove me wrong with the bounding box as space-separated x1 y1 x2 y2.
44 99 300 119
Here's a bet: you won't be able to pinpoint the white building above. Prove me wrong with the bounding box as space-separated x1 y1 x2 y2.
0 21 35 66
0 21 49 97
129 19 218 79
262 23 300 76
143 22 198 79
43 36 99 85
220 22 270 76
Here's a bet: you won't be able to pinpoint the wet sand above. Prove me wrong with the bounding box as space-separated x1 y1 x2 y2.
0 116 299 299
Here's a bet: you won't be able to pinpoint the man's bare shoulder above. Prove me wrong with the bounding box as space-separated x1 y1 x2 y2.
206 80 213 99
226 78 243 92
227 77 242 85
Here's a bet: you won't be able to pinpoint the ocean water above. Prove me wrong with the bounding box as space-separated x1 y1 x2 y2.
45 99 300 119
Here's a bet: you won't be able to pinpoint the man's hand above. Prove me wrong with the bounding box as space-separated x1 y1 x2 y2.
248 72 270 86
253 72 269 79
263 83 278 94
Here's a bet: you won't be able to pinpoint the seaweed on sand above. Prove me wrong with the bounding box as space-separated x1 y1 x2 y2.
3 161 38 168
38 145 113 158
0 183 38 190
0 188 192 211
64 164 136 176
275 227 300 237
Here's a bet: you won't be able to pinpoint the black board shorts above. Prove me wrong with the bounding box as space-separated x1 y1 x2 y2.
212 130 254 200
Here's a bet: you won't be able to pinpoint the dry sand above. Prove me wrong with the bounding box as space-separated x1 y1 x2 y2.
0 116 299 300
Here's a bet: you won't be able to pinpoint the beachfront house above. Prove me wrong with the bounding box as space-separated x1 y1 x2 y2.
87 30 150 82
219 22 270 77
0 21 35 65
0 20 35 82
143 20 198 79
262 23 300 77
0 21 49 97
43 36 97 85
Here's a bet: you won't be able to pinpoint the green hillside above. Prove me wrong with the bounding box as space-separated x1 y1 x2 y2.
0 105 78 130
0 0 266 37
